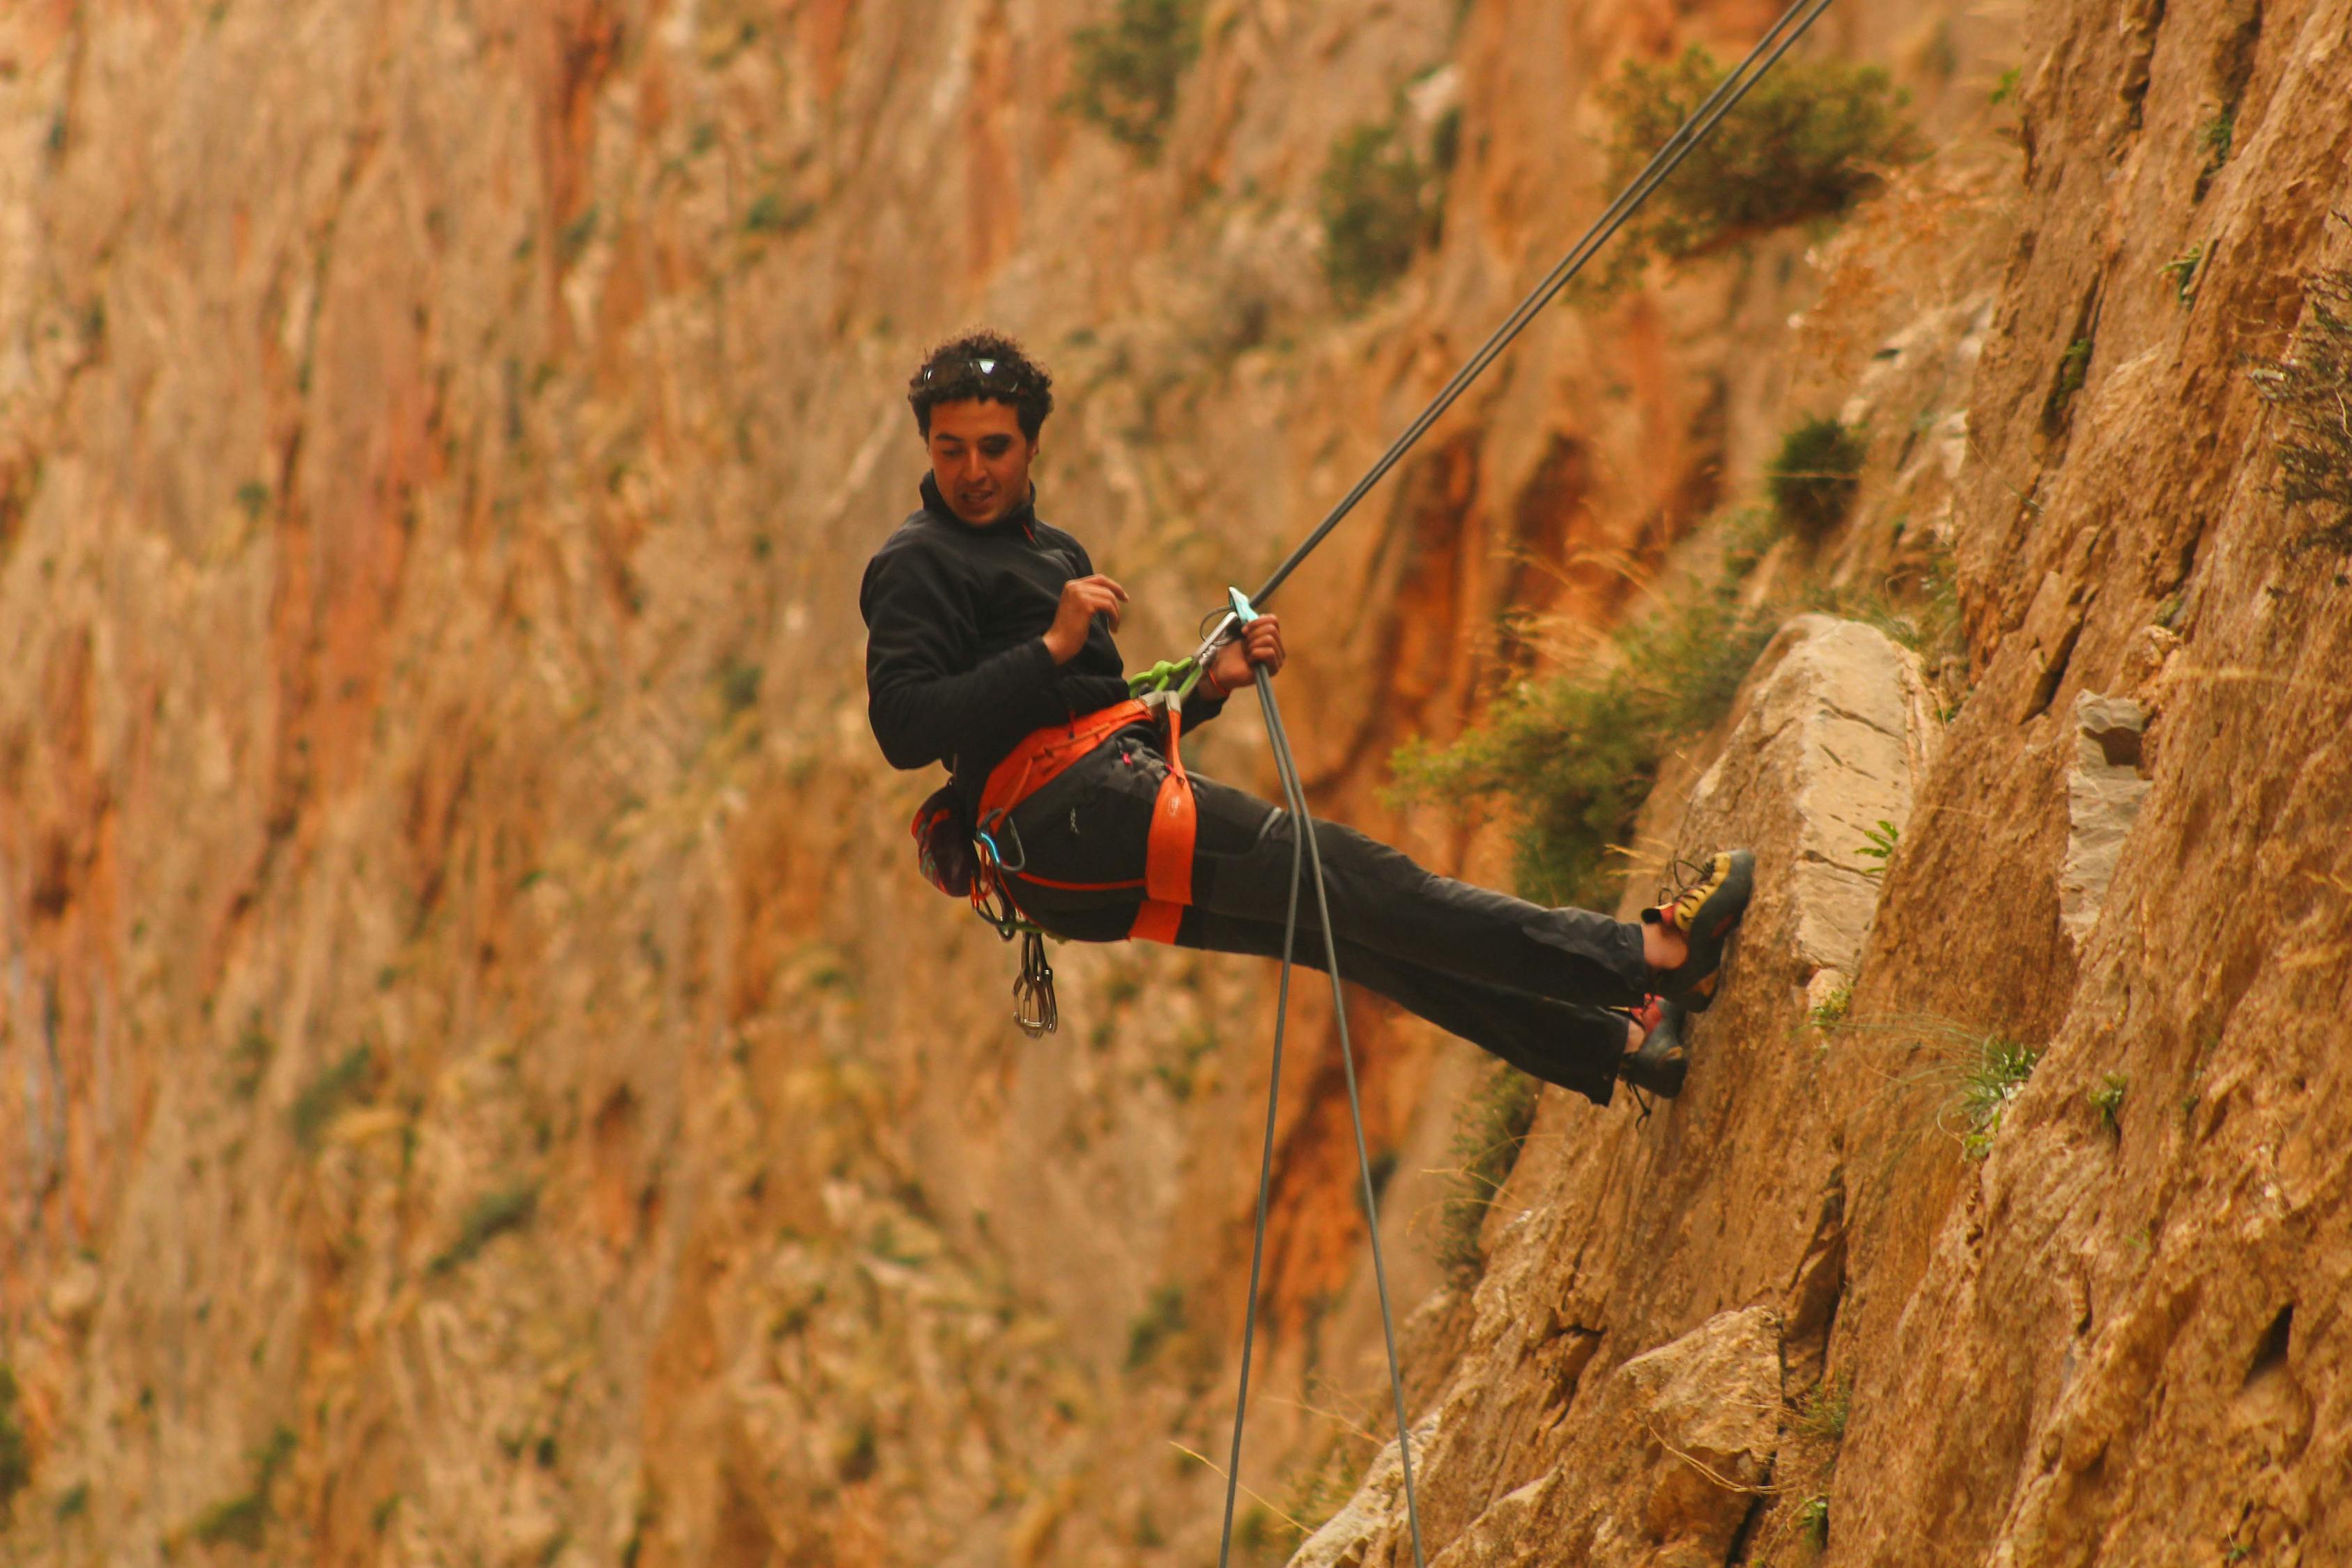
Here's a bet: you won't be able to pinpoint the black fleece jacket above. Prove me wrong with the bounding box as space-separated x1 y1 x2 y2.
860 473 1228 814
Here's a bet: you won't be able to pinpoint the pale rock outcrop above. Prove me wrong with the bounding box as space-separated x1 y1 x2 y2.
1665 615 1942 985
1291 1414 1444 1568
2057 691 2151 946
1613 1306 1783 1560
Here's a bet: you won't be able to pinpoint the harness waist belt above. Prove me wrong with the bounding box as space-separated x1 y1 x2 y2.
976 697 1197 946
978 699 1152 823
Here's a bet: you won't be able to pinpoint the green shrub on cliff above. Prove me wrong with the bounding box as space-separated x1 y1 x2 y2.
2246 266 2352 555
289 1044 374 1150
1125 1284 1188 1369
429 1183 540 1275
1947 1033 2042 1159
1319 106 1454 311
0 1367 29 1522
1768 415 1868 544
1389 583 1774 907
1063 0 1205 157
1434 1063 1543 1278
1597 45 1923 274
190 1426 295 1548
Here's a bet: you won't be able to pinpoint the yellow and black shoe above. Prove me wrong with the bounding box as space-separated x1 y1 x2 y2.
1643 849 1754 1013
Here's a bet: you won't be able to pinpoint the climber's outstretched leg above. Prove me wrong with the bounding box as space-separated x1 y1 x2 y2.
1174 907 1636 1105
999 733 1748 1010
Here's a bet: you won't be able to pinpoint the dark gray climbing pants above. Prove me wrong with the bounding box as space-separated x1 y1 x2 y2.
999 725 1649 1105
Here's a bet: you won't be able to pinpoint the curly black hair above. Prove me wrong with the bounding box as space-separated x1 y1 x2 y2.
907 330 1055 440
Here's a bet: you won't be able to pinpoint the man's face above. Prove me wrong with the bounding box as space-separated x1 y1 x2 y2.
925 398 1036 525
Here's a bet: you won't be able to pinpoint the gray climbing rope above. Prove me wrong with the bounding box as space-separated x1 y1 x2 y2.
1209 1 1843 1560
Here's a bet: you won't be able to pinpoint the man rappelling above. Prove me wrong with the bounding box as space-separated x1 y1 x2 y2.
859 330 1754 1107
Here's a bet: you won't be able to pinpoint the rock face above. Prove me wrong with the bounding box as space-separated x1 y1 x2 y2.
1300 613 1943 1567
1291 0 2352 1563
1 0 2348 1564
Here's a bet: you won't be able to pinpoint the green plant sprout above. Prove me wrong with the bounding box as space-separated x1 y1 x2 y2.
1949 1035 2043 1158
1794 1372 1851 1443
2162 244 2204 307
1855 820 1900 877
2089 1071 2128 1135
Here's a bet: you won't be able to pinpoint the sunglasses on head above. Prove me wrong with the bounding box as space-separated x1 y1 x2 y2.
921 356 1020 389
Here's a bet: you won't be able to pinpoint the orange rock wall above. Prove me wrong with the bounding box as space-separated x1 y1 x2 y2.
6 0 2340 1565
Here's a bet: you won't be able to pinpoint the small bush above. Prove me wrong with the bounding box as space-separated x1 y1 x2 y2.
1598 45 1924 271
1794 1372 1851 1442
193 1491 270 1549
2245 268 2352 555
1062 0 1204 157
2195 111 2234 199
2199 111 2234 163
289 1045 374 1149
1797 1493 1831 1547
2045 336 2094 433
743 193 814 237
1433 1064 1543 1278
1319 114 1447 310
558 204 599 266
1808 982 1853 1030
1768 416 1868 544
2162 244 2204 307
191 1426 295 1548
1286 1429 1372 1537
1390 583 1774 907
718 660 762 718
0 1367 30 1522
1125 1284 1187 1369
1946 1033 2042 1158
2089 1071 2128 1135
836 1422 878 1484
228 1012 275 1100
429 1183 539 1275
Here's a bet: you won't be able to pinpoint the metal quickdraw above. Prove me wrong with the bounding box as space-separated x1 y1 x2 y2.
971 824 1058 1038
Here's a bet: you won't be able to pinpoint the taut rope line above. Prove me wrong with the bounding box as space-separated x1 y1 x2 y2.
1206 1 1843 1562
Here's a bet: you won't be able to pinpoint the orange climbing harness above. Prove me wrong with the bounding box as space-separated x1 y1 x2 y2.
974 695 1199 945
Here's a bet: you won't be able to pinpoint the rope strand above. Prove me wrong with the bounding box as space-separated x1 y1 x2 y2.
1250 0 1840 609
1208 3 1842 1555
1213 675 1310 1568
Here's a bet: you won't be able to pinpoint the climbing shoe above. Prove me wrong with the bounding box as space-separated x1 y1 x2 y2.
1644 848 1755 1014
1617 996 1690 1101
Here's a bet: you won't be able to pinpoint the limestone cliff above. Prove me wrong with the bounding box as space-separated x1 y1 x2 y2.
0 0 2344 1566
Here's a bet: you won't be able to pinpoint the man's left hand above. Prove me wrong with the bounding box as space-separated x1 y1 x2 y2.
1207 613 1284 695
